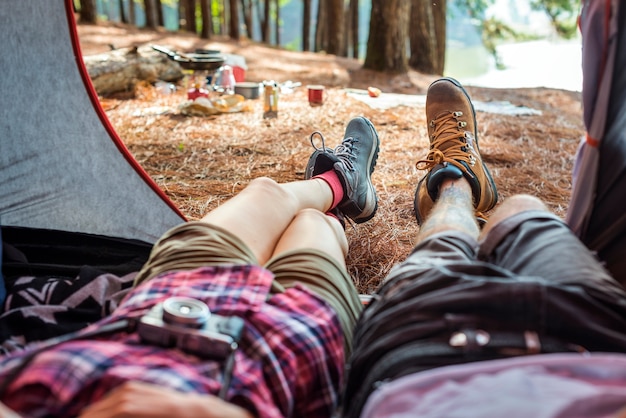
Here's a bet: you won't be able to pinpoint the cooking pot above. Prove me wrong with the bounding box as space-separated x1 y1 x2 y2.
152 45 225 71
234 82 261 100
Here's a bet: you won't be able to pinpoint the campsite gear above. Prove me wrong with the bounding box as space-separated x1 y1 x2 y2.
263 80 279 118
1 4 186 244
212 65 236 95
153 45 226 101
414 77 498 225
234 82 261 99
307 85 325 106
0 0 187 352
566 0 626 286
151 45 225 72
279 80 302 94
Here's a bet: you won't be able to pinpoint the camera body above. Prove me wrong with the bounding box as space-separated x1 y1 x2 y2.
137 297 244 360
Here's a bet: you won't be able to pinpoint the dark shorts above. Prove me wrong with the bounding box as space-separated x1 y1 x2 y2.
343 210 626 418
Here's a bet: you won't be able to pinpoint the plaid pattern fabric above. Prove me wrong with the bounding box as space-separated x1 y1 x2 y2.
0 265 345 418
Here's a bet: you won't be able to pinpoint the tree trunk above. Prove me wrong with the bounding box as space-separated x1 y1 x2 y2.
326 0 344 55
314 0 327 52
119 0 127 23
229 0 240 40
274 0 280 46
364 0 410 73
83 46 183 95
182 0 196 33
409 0 446 74
129 0 136 26
240 0 253 39
199 0 212 39
262 0 270 43
144 0 158 29
78 0 97 23
155 0 164 27
302 0 311 51
348 0 359 58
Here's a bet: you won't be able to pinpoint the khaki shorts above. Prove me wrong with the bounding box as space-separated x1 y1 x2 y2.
134 221 362 354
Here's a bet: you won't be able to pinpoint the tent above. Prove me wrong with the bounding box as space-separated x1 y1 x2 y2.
0 0 186 346
566 0 626 286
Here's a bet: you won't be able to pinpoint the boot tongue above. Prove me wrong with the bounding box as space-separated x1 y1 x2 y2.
426 163 463 201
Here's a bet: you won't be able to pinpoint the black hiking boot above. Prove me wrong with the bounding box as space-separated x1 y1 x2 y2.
305 117 380 223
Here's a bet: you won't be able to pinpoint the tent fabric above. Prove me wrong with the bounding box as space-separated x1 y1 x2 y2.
0 0 185 245
566 0 626 285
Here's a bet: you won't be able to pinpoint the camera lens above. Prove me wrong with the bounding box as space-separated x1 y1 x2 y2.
162 297 211 328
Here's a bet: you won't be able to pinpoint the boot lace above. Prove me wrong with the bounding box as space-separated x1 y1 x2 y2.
334 137 358 171
309 131 328 152
309 131 359 171
415 111 476 178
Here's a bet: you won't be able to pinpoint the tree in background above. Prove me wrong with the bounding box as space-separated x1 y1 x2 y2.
229 0 241 40
144 0 158 28
78 0 97 23
409 0 446 75
240 0 254 40
326 0 345 55
363 0 411 72
302 0 312 51
530 0 580 38
199 0 213 38
346 0 359 59
75 0 581 74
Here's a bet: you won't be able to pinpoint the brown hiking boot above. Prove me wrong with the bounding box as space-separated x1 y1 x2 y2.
413 77 498 225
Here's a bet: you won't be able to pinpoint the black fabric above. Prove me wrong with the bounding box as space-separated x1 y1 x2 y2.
342 263 626 418
0 226 4 307
0 227 152 354
2 226 153 283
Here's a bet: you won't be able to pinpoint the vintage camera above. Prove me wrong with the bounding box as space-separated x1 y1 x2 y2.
137 297 244 360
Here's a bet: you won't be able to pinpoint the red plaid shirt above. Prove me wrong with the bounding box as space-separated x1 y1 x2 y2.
0 265 345 417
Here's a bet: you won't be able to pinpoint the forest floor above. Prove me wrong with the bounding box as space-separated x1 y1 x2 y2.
77 22 585 293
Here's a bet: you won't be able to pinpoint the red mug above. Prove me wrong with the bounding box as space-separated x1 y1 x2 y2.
307 85 325 106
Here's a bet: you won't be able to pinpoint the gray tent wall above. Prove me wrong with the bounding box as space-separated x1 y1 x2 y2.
0 1 185 245
567 0 626 286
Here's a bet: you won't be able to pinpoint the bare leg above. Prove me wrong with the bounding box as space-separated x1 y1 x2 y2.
416 178 480 243
479 194 549 240
272 208 348 268
200 177 334 265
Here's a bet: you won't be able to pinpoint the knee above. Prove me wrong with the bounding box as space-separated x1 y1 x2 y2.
484 194 550 233
246 177 296 208
501 194 549 212
297 208 349 253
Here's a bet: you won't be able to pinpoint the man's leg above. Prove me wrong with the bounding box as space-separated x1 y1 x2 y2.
415 178 479 243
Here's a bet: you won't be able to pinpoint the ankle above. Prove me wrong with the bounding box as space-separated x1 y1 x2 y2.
313 170 345 209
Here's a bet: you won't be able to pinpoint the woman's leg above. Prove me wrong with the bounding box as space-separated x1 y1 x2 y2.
200 177 334 265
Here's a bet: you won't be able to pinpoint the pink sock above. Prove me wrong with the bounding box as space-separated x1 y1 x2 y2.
313 170 344 209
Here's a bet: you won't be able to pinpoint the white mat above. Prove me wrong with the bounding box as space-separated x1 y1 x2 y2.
345 89 542 116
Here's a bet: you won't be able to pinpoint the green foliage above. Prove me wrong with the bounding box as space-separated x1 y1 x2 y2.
452 0 494 19
481 17 519 69
530 0 580 38
284 37 301 52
